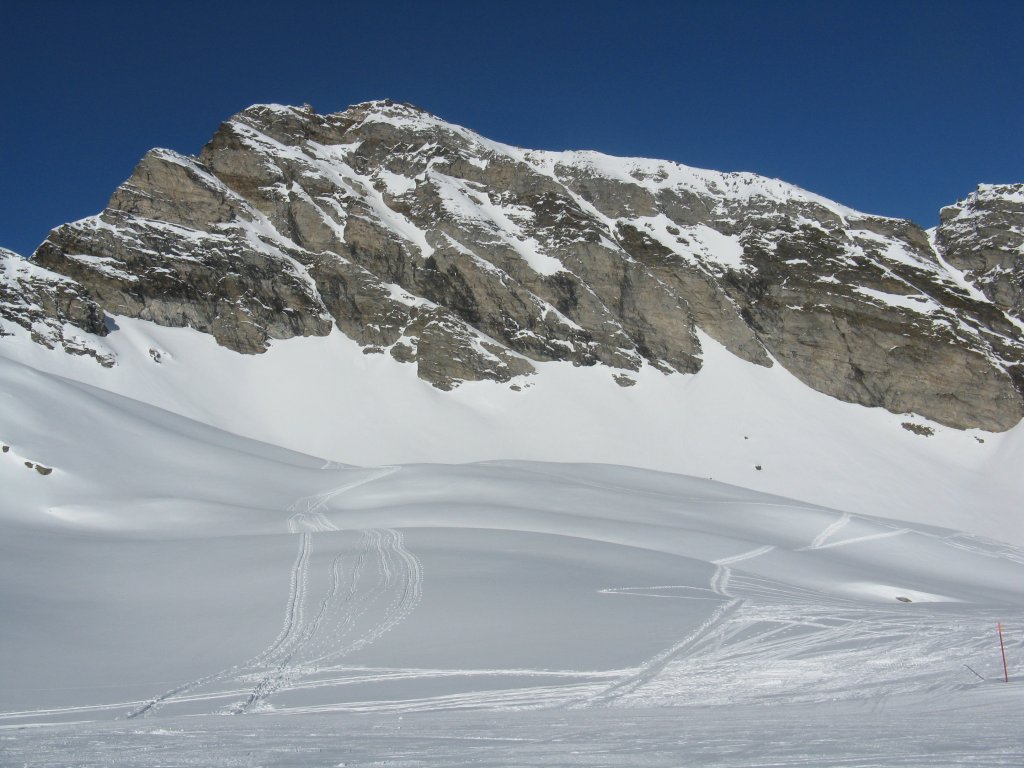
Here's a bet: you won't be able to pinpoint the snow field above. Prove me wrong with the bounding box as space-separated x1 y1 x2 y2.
2 370 1022 724
2 319 1023 764
2 314 1022 545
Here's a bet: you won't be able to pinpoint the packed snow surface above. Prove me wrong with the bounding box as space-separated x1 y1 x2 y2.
1 353 1023 765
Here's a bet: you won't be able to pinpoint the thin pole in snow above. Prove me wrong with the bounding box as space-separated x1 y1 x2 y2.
963 663 985 681
998 622 1009 683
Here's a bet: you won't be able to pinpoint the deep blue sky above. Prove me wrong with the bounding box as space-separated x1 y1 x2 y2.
2 1 1022 256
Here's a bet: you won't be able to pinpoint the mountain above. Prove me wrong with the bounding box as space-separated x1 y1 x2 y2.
3 101 1024 543
3 102 1024 764
4 100 1024 432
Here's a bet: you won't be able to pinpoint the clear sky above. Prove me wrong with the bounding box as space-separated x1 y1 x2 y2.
2 1 1021 256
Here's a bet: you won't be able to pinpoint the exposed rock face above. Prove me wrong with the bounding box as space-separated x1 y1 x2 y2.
935 184 1024 318
31 150 334 355
3 101 1024 429
0 248 114 366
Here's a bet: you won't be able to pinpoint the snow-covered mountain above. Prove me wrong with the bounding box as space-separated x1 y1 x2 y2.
2 102 1023 764
5 100 1024 431
2 100 1024 539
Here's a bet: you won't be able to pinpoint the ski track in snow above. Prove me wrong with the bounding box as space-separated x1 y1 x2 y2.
580 541 776 708
707 542 776 599
711 544 776 566
611 570 1019 708
575 532 1024 711
233 527 424 714
811 527 910 550
126 468 422 718
938 532 1024 565
800 512 909 551
580 598 745 707
805 512 850 549
7 474 1024 723
565 495 1024 710
598 585 720 601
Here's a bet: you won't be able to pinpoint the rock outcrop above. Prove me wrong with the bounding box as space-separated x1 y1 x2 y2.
935 184 1024 318
3 101 1024 429
0 248 114 366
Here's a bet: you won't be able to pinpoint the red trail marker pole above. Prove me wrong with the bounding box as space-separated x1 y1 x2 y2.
998 622 1008 683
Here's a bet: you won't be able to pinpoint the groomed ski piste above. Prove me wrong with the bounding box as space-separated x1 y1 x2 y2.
2 324 1024 765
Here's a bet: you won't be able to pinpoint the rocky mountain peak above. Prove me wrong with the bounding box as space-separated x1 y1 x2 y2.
3 103 1024 431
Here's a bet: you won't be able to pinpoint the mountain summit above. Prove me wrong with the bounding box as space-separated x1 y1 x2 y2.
3 101 1024 431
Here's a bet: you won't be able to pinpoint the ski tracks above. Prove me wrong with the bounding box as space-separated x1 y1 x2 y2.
801 512 909 552
584 543 778 707
234 527 424 713
130 468 422 718
582 529 1020 709
581 597 744 707
806 512 850 549
709 544 775 598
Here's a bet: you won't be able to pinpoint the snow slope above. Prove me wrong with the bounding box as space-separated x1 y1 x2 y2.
1 313 1021 546
2 353 1023 725
2 350 1023 764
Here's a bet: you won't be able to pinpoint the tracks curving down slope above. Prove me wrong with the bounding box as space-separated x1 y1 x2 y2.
127 470 422 718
